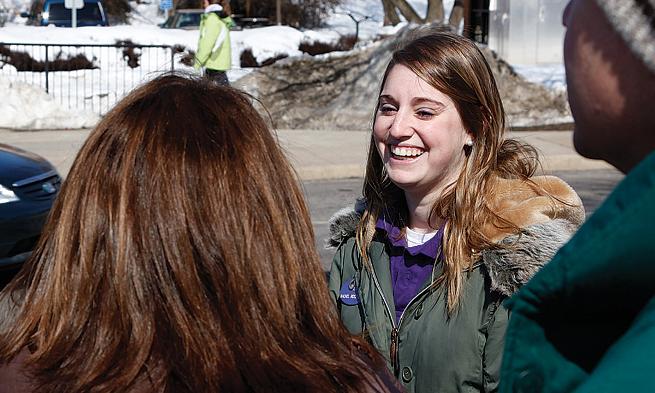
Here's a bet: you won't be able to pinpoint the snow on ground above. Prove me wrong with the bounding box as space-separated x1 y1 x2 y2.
0 75 98 129
0 24 323 125
0 0 563 130
512 63 567 93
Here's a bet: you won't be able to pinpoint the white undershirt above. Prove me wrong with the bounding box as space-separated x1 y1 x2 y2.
405 227 438 248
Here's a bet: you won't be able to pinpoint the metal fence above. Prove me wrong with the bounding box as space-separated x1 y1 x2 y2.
0 42 185 116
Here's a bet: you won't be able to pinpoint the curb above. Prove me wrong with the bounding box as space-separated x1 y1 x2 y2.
294 155 613 181
296 165 366 181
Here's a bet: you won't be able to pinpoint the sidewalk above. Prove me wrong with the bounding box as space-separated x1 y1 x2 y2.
278 129 613 181
0 128 612 180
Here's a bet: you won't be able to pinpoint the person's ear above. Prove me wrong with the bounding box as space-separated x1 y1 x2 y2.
464 130 475 148
463 131 475 155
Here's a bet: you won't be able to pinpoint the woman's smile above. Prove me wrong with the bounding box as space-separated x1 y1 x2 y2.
389 144 426 161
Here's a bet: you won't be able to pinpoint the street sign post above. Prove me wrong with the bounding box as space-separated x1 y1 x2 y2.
64 0 83 28
159 0 173 18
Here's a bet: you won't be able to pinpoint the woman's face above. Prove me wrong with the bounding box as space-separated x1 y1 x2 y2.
373 64 471 197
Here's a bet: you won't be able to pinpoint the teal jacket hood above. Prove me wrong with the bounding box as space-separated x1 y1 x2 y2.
500 152 655 393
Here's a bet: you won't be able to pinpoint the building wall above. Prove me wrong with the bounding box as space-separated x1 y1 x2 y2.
488 0 567 65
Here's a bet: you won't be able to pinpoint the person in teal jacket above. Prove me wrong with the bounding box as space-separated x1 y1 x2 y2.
499 1 655 392
194 0 231 86
328 29 586 393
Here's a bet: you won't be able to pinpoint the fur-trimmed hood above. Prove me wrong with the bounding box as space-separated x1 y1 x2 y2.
327 176 585 296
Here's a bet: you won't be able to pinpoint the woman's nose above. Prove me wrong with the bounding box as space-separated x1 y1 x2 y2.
388 110 414 139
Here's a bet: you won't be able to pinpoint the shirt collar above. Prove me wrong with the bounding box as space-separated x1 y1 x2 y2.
375 216 445 259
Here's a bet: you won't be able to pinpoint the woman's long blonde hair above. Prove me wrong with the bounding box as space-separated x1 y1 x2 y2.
357 28 540 314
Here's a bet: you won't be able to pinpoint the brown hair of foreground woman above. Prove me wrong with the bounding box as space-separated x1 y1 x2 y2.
0 74 399 393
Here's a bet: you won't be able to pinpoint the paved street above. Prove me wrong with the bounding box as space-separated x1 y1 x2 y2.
0 129 613 180
0 127 624 271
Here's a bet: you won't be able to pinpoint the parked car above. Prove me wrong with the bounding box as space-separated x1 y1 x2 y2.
160 8 203 30
159 9 270 30
235 15 271 29
0 6 9 27
0 144 61 289
22 0 108 27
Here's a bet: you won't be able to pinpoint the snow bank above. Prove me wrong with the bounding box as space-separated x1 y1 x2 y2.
513 64 567 93
0 76 99 129
0 0 566 130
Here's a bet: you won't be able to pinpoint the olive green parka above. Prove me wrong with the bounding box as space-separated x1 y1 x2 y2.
328 176 585 393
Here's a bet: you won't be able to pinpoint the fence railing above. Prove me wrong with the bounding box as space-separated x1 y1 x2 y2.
0 42 186 116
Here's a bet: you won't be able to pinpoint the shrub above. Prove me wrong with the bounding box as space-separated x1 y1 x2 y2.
337 34 357 51
260 54 288 67
173 45 196 67
230 0 341 29
103 0 130 24
0 45 96 71
240 48 258 68
299 34 356 56
240 48 288 68
115 40 141 69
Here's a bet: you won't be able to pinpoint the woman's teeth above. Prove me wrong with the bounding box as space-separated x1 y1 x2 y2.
391 145 424 159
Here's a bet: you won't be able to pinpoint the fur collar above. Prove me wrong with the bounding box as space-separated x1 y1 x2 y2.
326 176 585 296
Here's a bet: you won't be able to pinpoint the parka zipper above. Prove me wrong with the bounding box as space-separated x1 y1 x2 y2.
367 261 434 377
391 285 433 376
390 327 399 376
365 258 399 374
366 246 442 378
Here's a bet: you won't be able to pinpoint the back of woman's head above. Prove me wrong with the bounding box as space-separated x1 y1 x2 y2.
0 74 392 392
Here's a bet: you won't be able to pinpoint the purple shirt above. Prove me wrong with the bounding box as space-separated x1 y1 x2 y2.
376 217 445 322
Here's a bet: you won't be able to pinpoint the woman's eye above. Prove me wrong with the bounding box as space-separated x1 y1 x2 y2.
416 109 435 119
378 104 397 114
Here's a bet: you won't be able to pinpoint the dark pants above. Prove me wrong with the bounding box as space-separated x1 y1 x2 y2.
204 69 230 86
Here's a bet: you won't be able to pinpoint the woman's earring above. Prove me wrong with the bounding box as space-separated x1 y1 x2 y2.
464 139 474 157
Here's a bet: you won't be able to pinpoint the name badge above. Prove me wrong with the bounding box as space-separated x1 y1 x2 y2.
339 276 359 306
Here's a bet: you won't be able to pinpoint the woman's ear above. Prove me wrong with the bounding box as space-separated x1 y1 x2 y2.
466 129 475 146
463 131 475 155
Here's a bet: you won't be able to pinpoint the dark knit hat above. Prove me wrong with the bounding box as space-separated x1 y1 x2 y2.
594 0 655 73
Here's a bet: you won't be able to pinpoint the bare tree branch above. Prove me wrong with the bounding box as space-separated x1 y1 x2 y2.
449 0 464 31
381 0 400 25
388 0 421 23
425 0 444 23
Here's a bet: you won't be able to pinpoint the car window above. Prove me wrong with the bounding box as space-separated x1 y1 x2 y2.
48 3 103 22
48 3 69 20
177 13 200 27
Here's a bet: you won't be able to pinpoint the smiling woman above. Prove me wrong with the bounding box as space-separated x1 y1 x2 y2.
328 28 587 393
